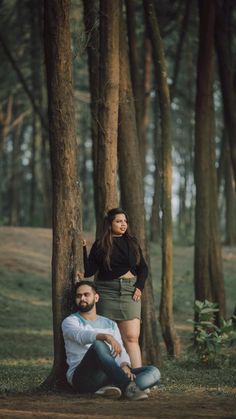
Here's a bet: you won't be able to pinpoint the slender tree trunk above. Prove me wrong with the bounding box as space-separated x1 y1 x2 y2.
209 117 225 320
0 33 47 131
194 0 225 320
150 90 161 243
225 149 236 245
170 0 192 100
118 3 160 365
29 114 37 225
143 0 179 356
95 0 119 236
215 0 236 184
82 0 100 219
9 125 21 226
43 0 83 388
125 1 152 175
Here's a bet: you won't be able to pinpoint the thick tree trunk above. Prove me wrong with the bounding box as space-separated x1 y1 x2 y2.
194 0 225 321
194 1 214 303
143 0 179 357
43 0 83 389
118 4 160 365
95 0 119 236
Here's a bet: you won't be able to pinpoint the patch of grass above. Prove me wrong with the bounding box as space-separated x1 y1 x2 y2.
0 239 235 395
0 364 51 394
0 268 53 393
161 349 236 392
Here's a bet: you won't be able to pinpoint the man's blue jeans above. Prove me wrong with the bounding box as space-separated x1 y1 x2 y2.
72 341 160 393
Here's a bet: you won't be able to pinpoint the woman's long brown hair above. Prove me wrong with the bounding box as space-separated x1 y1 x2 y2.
98 208 140 269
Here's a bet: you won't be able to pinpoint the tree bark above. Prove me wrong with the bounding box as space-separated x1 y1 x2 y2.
95 0 119 236
125 1 152 176
82 0 100 220
224 148 236 245
143 0 179 356
215 0 236 184
150 89 161 243
43 0 83 389
170 0 192 101
118 3 160 365
194 0 225 321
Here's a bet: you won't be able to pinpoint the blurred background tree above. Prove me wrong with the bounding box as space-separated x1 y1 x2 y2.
1 0 236 375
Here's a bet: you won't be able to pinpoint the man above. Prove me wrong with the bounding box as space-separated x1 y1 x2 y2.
62 280 160 400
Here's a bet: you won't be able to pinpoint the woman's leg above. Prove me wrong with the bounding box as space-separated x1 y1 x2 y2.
132 366 161 390
117 318 142 368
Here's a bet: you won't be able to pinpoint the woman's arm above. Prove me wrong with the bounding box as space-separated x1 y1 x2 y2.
134 247 148 291
83 240 99 277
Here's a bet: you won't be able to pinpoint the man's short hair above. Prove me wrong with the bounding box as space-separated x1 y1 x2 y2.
75 280 98 294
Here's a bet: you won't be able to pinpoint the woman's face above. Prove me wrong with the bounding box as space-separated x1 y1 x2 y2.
111 213 128 236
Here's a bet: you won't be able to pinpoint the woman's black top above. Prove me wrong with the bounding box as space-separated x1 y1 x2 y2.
83 235 148 291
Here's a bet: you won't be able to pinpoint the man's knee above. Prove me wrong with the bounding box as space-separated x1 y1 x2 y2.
92 340 111 355
147 365 161 382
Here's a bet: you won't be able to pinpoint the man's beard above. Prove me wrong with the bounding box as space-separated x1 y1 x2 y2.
77 300 95 313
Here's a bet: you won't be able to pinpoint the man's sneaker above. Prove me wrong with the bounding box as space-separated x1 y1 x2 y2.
95 385 122 399
144 385 157 394
125 382 148 401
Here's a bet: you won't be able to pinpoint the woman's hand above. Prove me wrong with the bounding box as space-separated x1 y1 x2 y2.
132 287 142 301
76 271 84 280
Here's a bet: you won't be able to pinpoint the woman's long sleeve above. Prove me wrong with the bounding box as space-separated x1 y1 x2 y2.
83 242 99 277
134 248 148 291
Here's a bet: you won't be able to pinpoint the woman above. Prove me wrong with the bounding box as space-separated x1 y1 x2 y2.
82 208 148 368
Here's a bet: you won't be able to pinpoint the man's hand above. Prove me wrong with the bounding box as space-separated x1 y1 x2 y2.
96 333 122 357
120 363 135 380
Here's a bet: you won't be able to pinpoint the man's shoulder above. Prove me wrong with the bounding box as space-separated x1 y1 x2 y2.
62 312 80 326
96 315 116 330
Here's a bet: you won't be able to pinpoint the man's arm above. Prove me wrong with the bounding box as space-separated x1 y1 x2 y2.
96 333 122 358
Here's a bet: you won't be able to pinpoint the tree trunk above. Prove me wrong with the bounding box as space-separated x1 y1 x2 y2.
170 0 192 101
82 0 100 219
194 0 225 321
118 3 160 365
215 0 236 184
43 0 83 389
9 126 21 226
125 1 152 175
209 117 225 321
150 89 161 243
224 148 236 245
95 0 119 236
143 0 179 357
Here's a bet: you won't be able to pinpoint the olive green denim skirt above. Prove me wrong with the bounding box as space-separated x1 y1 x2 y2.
95 277 141 321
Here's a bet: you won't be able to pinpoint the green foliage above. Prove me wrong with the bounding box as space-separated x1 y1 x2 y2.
189 300 236 366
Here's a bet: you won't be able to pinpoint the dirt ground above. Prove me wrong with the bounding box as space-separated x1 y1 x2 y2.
0 390 235 419
0 227 236 419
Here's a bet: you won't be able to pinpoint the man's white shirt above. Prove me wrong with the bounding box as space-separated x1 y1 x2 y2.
62 313 131 384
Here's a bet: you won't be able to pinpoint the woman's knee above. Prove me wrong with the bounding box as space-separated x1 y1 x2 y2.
122 333 139 344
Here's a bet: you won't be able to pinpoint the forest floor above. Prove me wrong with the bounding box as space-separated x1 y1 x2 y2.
0 226 236 419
